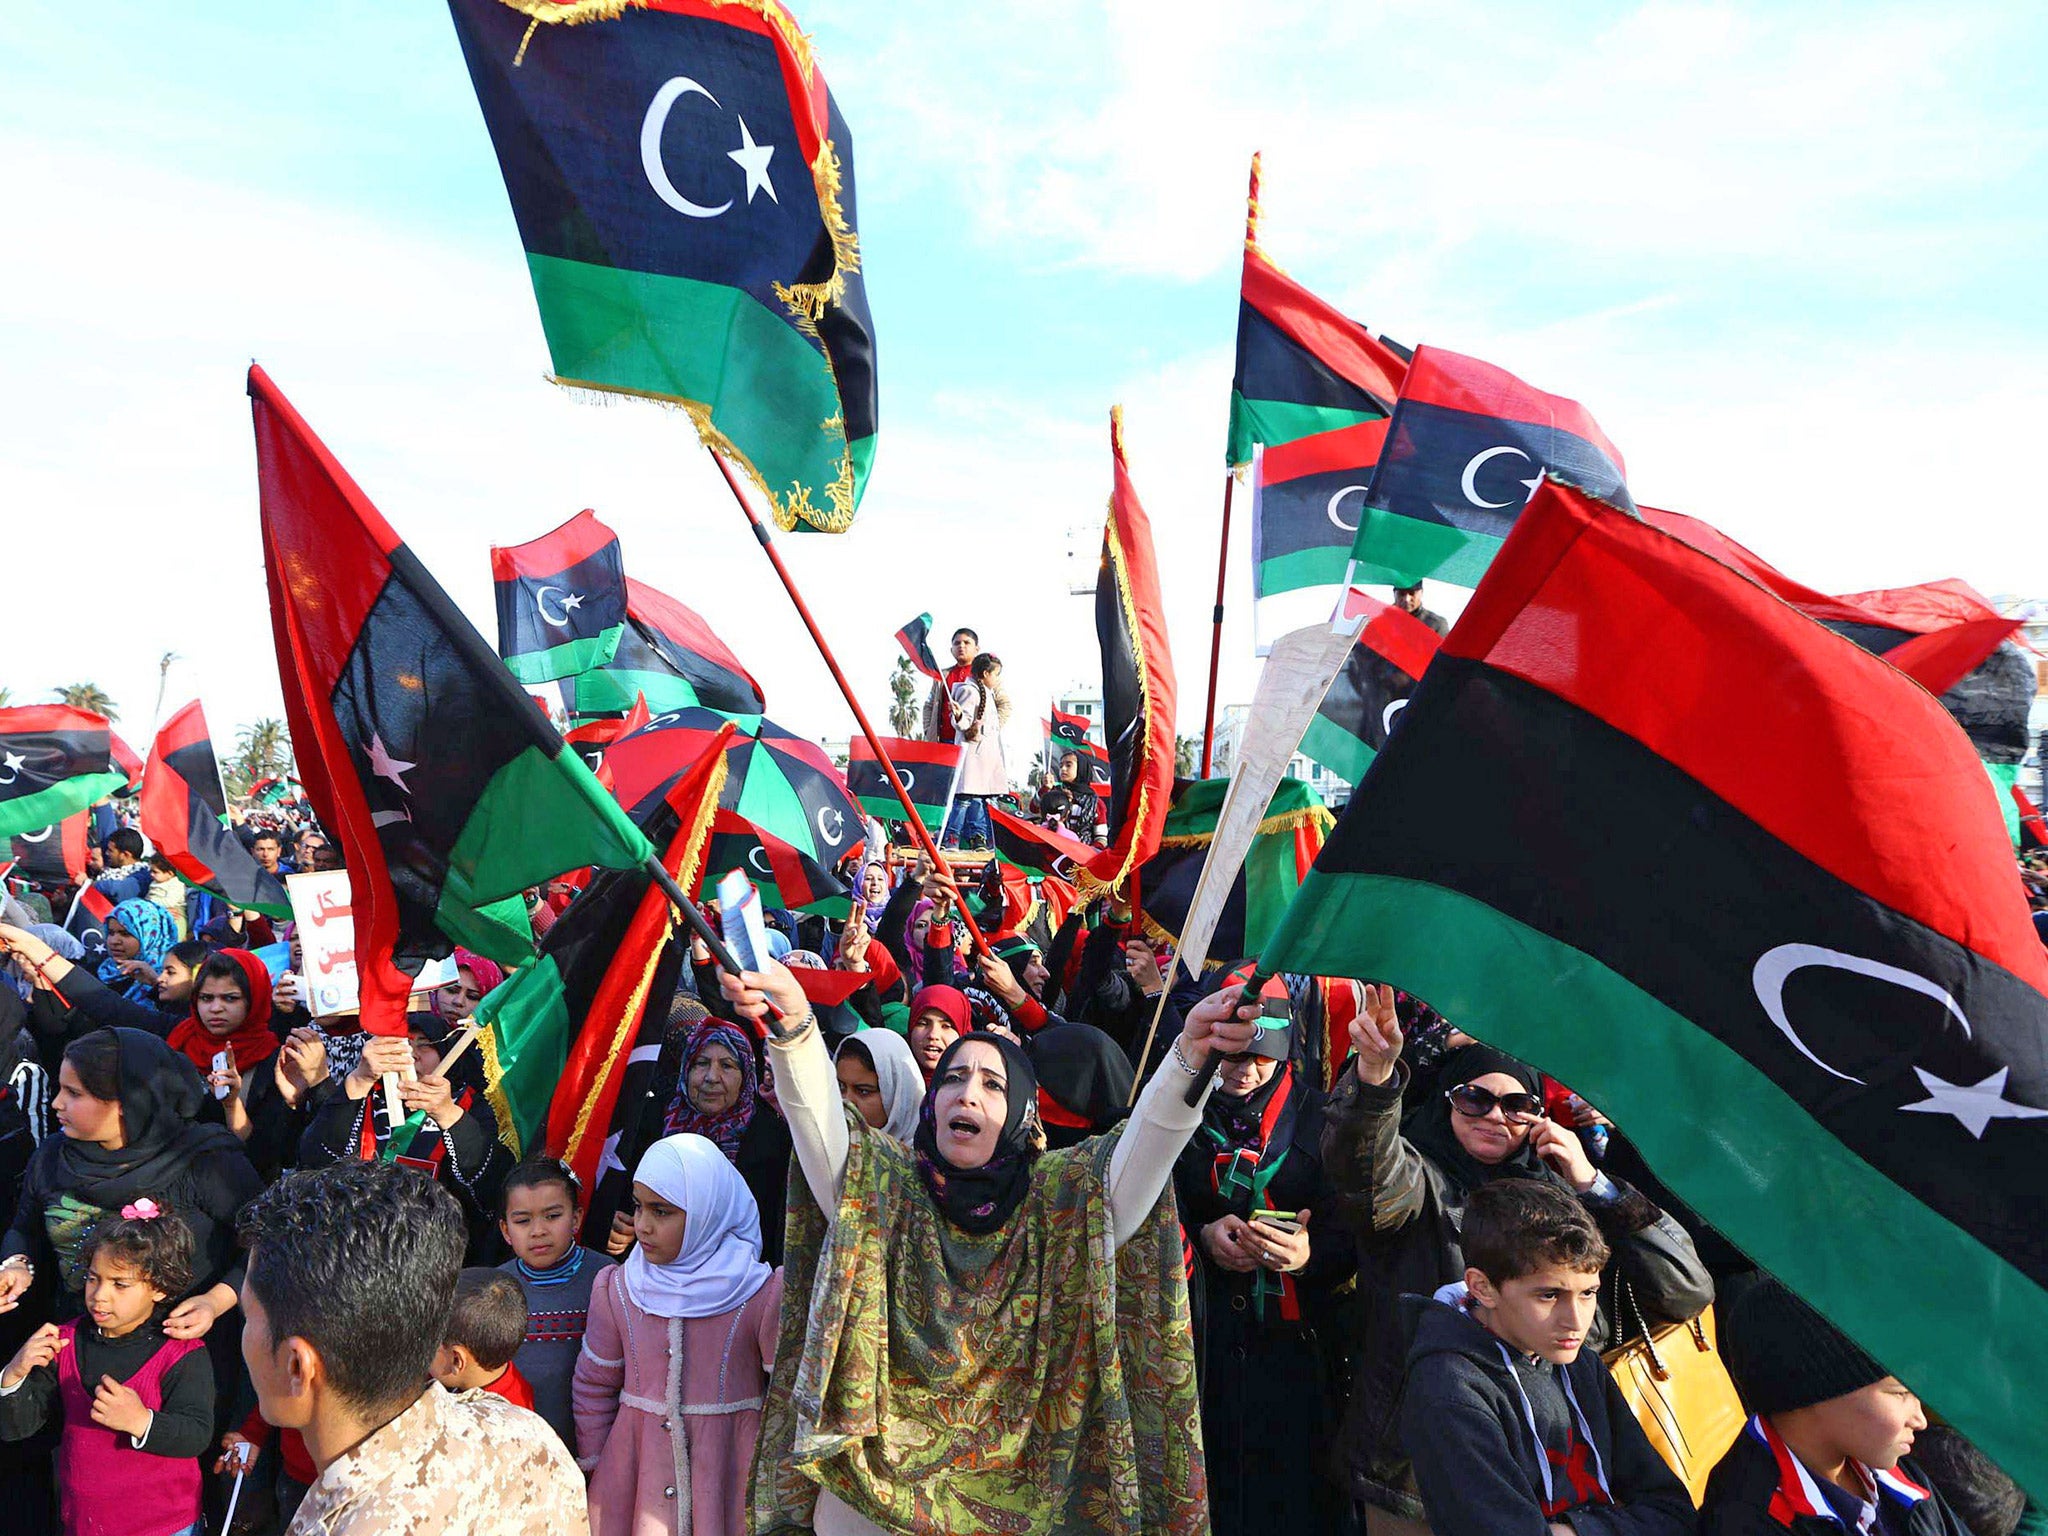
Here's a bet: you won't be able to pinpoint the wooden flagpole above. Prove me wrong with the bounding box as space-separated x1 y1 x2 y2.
1199 469 1234 777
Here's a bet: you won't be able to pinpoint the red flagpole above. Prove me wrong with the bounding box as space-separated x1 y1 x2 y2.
1198 469 1234 777
706 451 990 952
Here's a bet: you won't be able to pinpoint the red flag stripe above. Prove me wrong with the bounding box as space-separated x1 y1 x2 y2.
1262 417 1391 485
490 507 618 582
1241 247 1407 409
1396 345 1625 474
1340 590 1445 684
1447 481 2045 988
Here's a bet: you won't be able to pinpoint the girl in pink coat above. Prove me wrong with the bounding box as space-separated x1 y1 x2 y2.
574 1133 783 1536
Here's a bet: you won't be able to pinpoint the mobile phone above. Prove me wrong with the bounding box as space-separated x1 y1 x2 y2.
1249 1208 1302 1234
211 1049 233 1101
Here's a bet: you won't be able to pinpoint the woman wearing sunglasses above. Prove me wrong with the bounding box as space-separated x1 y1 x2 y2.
1319 987 1713 1534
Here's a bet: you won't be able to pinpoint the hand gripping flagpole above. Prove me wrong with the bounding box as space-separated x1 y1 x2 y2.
706 450 991 955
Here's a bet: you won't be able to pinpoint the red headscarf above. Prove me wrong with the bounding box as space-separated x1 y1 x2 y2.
909 984 970 1036
167 949 279 1075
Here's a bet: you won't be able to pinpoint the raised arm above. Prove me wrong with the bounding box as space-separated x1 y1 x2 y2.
1104 984 1260 1248
721 961 848 1217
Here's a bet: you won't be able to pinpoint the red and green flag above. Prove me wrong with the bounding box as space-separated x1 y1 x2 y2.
252 363 654 1034
1227 154 1406 469
1264 477 2048 1493
1136 775 1332 963
700 807 847 916
9 812 90 887
893 614 942 682
1251 418 1390 613
476 730 727 1161
549 738 728 1204
1351 344 1631 589
492 509 630 684
449 0 877 533
139 701 293 917
1298 589 1443 786
571 578 764 721
0 706 129 843
847 735 959 831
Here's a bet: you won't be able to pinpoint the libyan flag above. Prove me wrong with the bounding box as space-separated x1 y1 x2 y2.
140 701 293 917
1136 775 1332 966
571 578 765 721
1227 154 1406 469
473 735 726 1161
1263 477 2048 1495
846 735 959 831
0 706 129 844
252 364 655 1033
450 0 877 533
493 508 629 684
1298 590 1444 787
1352 344 1631 590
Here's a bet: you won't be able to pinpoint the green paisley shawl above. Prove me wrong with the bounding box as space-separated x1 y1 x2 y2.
749 1106 1207 1536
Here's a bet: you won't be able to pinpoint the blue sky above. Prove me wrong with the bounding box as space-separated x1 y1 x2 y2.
6 0 2046 771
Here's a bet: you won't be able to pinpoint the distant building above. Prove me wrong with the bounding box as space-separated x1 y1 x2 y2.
1211 703 1349 809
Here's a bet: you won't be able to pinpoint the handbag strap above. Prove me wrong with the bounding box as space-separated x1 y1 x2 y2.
1616 1273 1668 1378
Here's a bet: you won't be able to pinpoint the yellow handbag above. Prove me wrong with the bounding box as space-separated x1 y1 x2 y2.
1602 1282 1747 1507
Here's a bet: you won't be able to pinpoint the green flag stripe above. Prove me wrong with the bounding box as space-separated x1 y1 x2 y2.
1348 507 1503 589
0 772 127 844
856 792 944 831
1297 715 1377 788
472 955 570 1156
573 669 713 718
1227 393 1380 467
1254 544 1352 601
503 625 626 686
1263 869 2048 1495
527 255 851 529
1984 760 2021 847
441 743 652 964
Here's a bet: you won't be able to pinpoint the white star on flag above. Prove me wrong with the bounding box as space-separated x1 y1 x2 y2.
728 117 778 205
365 733 416 794
1900 1065 2048 1139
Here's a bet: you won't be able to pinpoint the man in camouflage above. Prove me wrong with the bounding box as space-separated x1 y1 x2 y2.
239 1161 586 1536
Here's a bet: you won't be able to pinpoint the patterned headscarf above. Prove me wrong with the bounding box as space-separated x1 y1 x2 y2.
662 1018 760 1161
96 899 178 1002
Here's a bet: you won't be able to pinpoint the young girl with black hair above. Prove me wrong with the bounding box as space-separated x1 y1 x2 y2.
0 1204 216 1536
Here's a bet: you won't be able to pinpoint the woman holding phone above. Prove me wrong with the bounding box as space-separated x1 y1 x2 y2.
1171 988 1357 1536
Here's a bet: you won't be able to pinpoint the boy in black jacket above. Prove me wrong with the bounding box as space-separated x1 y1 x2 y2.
1701 1276 1975 1535
1400 1179 1693 1536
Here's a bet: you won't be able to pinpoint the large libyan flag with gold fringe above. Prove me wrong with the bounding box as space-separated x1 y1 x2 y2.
449 0 877 533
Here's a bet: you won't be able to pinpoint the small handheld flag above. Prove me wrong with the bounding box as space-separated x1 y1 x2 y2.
140 701 293 916
894 614 943 682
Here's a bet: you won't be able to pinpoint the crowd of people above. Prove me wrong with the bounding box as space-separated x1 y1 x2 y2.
1 672 2044 1536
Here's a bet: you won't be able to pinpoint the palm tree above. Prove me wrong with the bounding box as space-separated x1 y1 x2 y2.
225 718 293 799
152 651 180 727
54 683 118 722
1175 733 1201 778
0 686 11 708
888 656 921 738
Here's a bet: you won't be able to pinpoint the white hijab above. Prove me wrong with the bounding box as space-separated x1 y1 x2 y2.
837 1028 924 1142
623 1134 771 1320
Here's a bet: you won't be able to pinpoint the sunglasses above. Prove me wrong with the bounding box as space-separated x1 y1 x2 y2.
1446 1083 1545 1124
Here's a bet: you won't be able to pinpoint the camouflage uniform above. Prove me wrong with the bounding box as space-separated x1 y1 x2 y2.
288 1381 588 1536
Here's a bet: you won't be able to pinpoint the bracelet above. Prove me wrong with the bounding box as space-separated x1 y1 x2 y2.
766 1009 816 1046
1168 1035 1200 1077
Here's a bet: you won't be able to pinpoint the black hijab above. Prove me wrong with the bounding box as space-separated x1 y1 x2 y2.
1399 1041 1562 1197
1029 1023 1133 1150
53 1029 246 1209
913 1032 1044 1234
